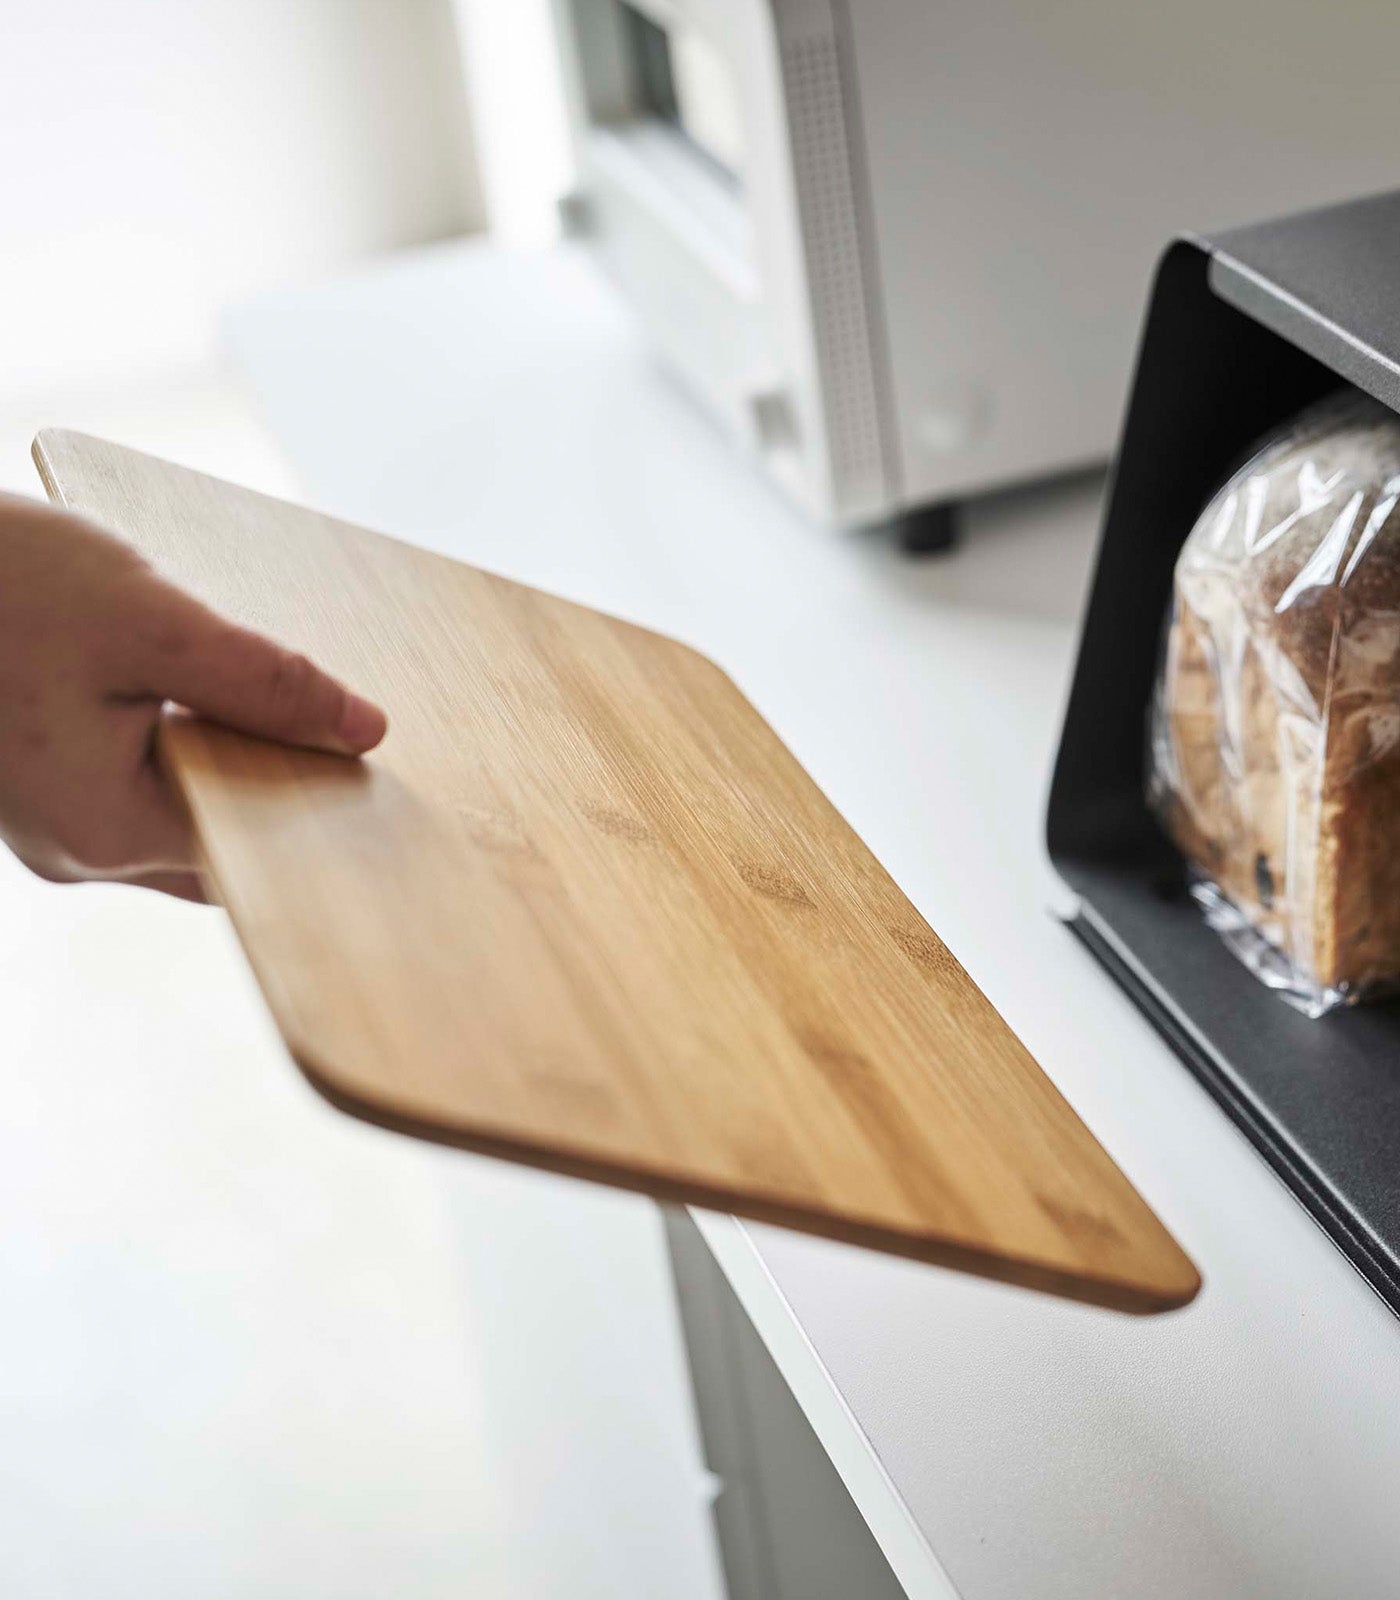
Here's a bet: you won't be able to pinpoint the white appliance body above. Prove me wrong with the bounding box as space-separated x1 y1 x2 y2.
553 0 1400 526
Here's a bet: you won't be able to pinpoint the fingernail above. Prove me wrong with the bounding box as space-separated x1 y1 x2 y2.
338 693 388 753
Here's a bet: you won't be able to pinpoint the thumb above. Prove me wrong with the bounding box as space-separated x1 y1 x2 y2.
129 570 387 755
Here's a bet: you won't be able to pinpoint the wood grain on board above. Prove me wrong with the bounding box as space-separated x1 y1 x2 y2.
35 430 1198 1312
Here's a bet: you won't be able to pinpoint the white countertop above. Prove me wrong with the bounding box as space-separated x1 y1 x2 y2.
228 240 1400 1600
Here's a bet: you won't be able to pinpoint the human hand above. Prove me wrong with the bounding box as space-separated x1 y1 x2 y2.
0 490 387 901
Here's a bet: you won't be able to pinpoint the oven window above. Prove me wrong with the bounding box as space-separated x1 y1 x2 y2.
621 4 745 182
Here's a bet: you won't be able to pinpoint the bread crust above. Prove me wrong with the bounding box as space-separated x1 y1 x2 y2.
1150 393 1400 999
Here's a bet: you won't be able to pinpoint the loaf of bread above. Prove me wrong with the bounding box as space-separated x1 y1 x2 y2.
1149 391 1400 1013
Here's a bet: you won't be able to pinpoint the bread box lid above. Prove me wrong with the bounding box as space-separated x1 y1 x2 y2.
1048 188 1400 1316
35 429 1197 1314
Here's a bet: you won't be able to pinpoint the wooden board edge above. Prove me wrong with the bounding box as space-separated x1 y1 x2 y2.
32 431 67 505
283 1033 1201 1315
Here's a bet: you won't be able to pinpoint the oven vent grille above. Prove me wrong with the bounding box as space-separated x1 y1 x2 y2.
777 3 887 514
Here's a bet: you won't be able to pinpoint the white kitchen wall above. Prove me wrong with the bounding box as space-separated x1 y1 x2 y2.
449 0 572 246
0 0 483 400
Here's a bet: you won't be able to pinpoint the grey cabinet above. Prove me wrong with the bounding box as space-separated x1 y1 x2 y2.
664 1210 911 1600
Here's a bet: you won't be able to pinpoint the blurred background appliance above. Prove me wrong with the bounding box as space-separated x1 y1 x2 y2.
551 0 1400 545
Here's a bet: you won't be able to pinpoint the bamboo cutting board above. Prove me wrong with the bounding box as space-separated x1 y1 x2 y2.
35 431 1198 1312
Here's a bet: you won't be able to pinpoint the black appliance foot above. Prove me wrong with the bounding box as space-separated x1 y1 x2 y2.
893 501 959 556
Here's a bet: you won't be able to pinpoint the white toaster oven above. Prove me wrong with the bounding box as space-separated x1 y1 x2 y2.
550 0 1400 545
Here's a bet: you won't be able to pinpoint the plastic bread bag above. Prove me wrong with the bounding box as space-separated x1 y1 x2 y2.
1147 389 1400 1017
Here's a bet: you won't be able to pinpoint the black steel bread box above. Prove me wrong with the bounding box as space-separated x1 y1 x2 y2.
1048 189 1400 1315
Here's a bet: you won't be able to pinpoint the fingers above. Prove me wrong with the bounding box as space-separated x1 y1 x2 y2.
125 569 387 756
0 500 378 902
123 869 208 903
123 731 202 874
13 841 206 902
